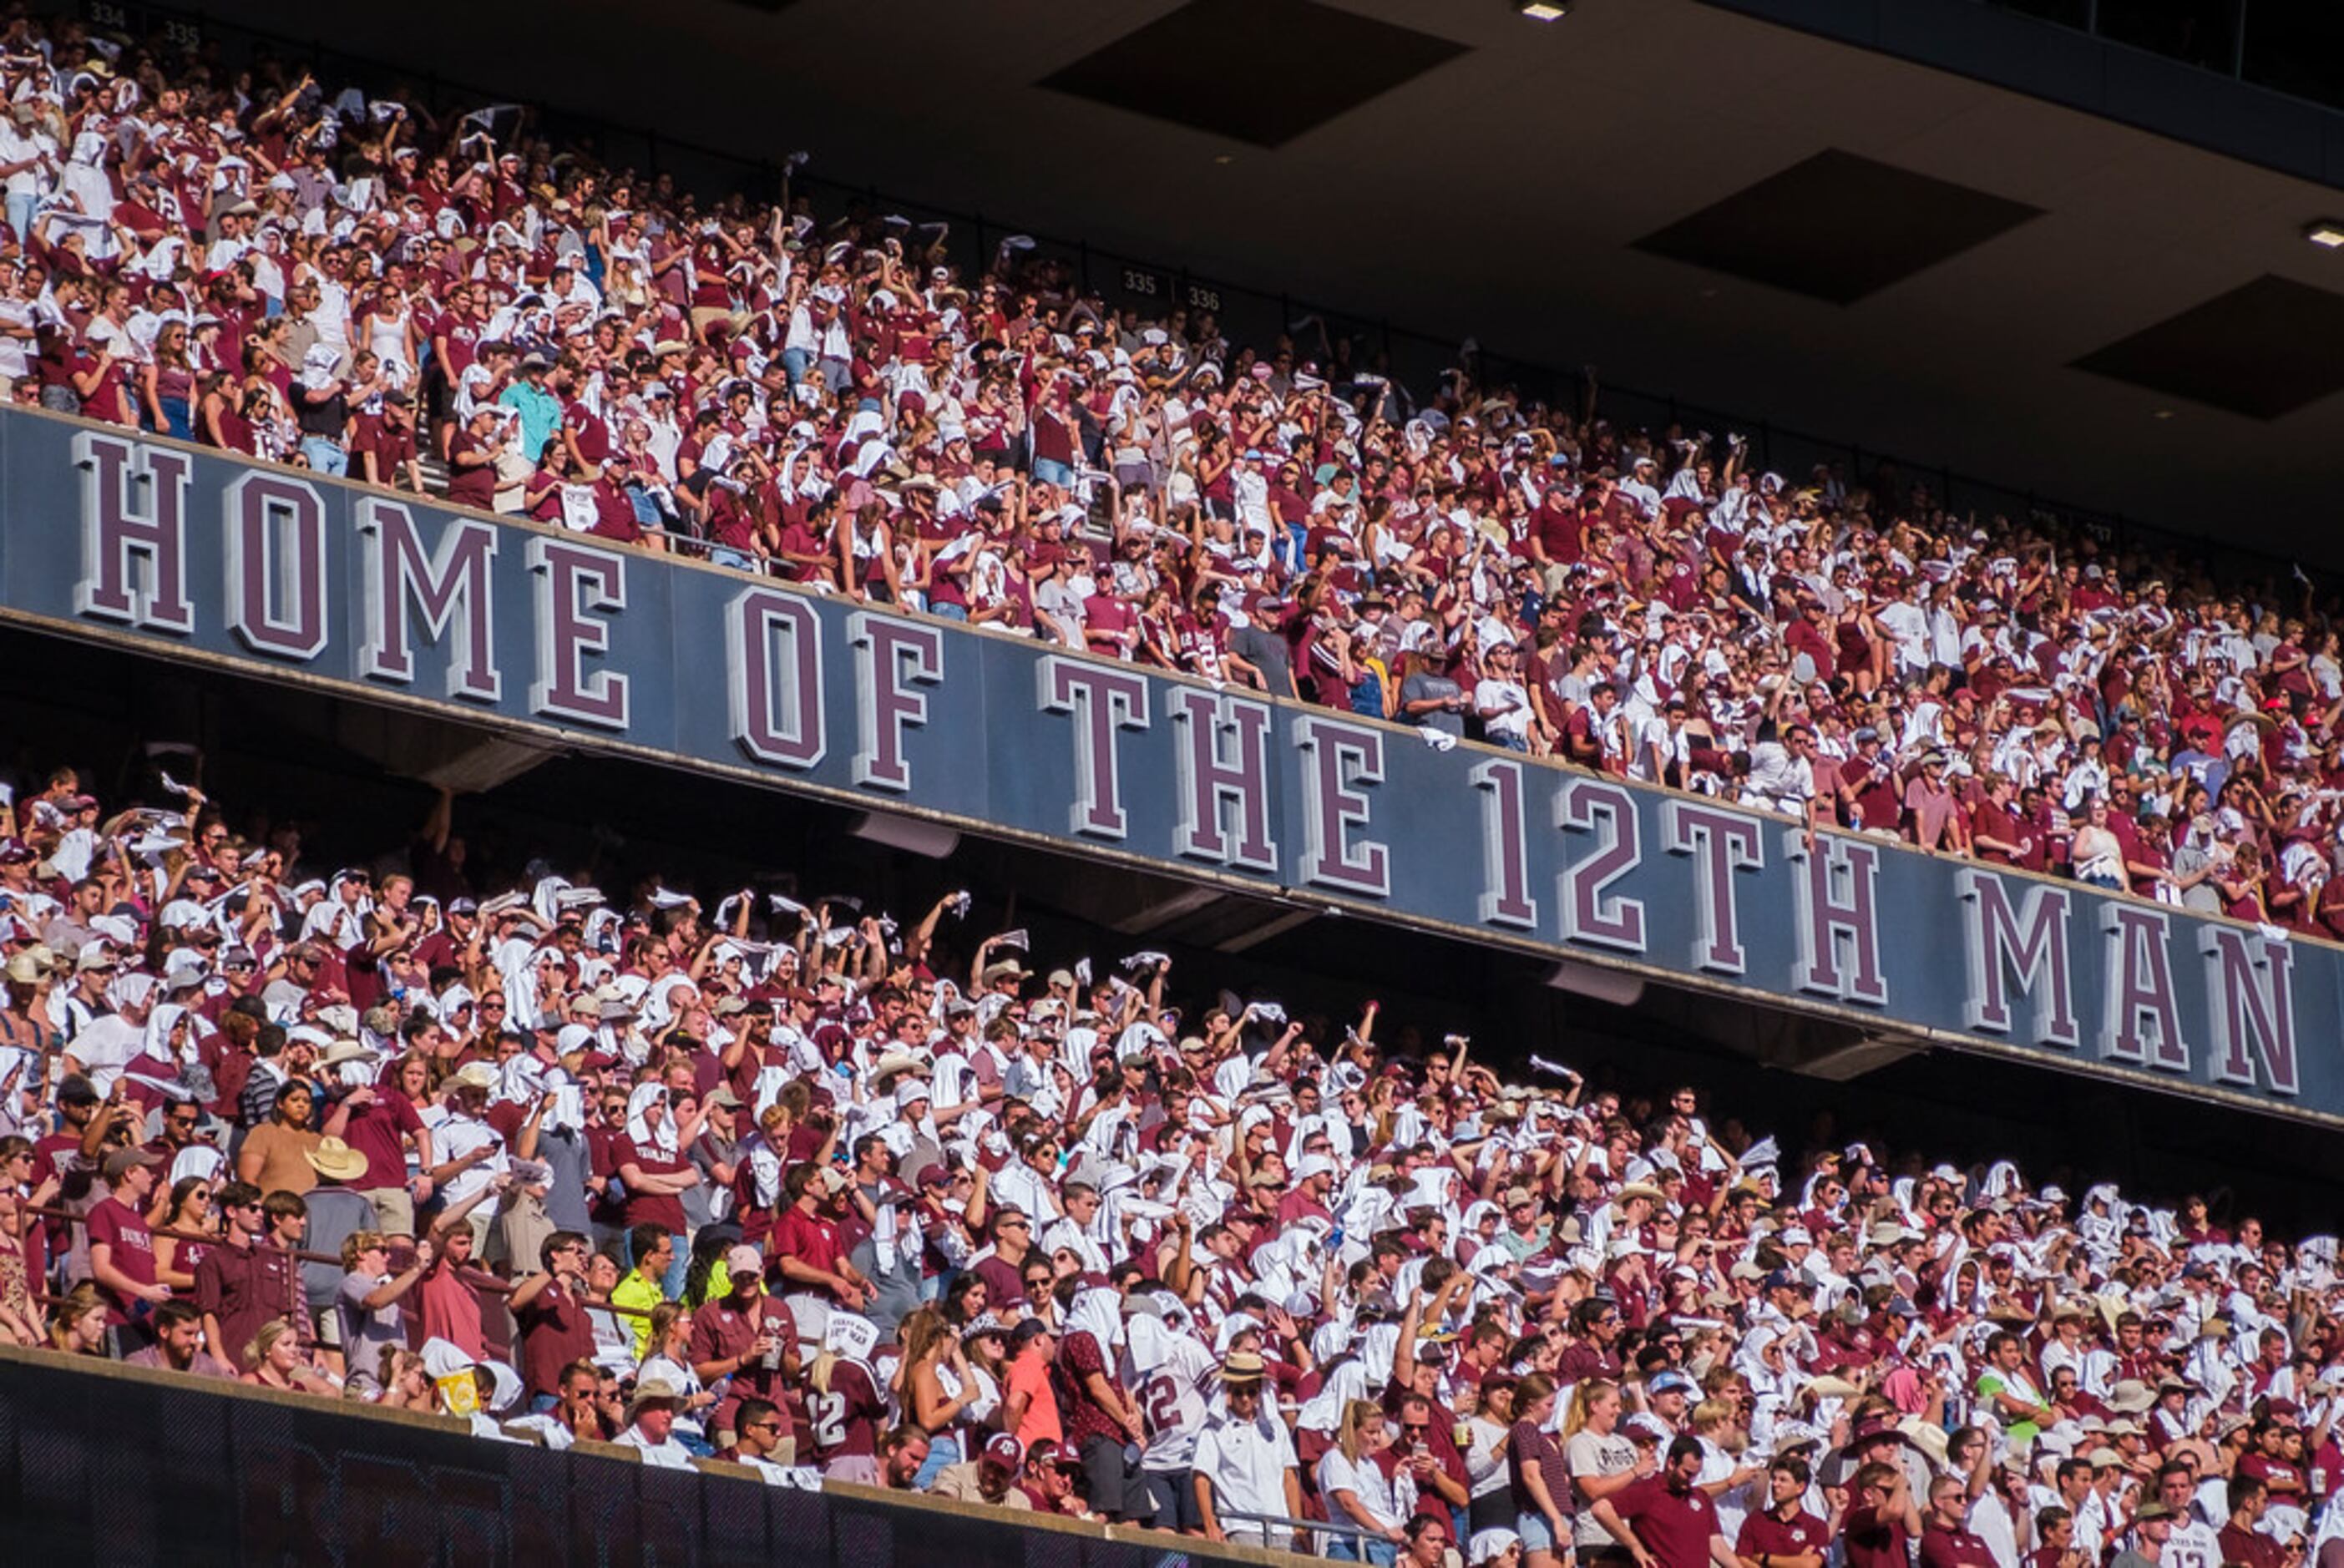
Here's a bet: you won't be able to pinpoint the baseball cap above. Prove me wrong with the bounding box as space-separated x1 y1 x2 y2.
103 1147 162 1181
981 1434 1024 1469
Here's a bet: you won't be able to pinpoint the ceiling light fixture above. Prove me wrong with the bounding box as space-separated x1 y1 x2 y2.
1517 0 1571 18
2306 221 2344 249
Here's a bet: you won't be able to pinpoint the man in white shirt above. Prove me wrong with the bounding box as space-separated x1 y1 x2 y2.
1474 644 1537 752
425 1062 509 1249
615 1379 695 1468
1633 698 1693 786
1742 726 1820 826
2149 1462 2221 1568
1193 1353 1304 1549
0 103 59 241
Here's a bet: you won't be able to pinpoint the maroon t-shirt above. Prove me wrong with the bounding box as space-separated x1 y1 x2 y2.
805 1358 886 1464
86 1195 159 1325
1507 1419 1573 1519
612 1134 691 1232
1919 1523 1997 1568
514 1277 599 1399
1739 1507 1830 1560
969 1251 1030 1312
337 1089 423 1190
1842 1505 1912 1568
1612 1475 1724 1568
770 1205 847 1297
1054 1328 1128 1447
2220 1524 2285 1568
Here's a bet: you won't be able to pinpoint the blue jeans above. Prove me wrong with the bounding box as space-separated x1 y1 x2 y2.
782 347 812 384
1329 1538 1395 1565
301 436 347 477
5 192 35 244
913 1431 959 1490
1031 458 1074 488
709 548 756 572
929 603 968 623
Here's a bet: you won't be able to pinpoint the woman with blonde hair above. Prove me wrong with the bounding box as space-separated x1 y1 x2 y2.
48 1281 109 1358
804 1312 890 1483
1565 1377 1647 1565
243 1319 339 1395
1318 1397 1408 1565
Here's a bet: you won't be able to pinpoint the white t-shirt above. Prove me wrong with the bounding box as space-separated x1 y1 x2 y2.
1742 742 1815 815
1124 1333 1219 1473
1318 1444 1412 1534
1474 677 1531 743
615 1425 696 1469
1631 717 1691 783
0 296 33 379
1193 1409 1299 1530
0 124 57 199
1567 1429 1639 1548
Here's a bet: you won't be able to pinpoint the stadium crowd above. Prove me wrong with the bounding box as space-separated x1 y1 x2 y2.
3 11 2343 937
5 14 2344 1565
0 758 2341 1568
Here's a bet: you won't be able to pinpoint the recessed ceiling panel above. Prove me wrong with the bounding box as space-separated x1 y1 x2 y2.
1039 0 1468 149
1633 149 2043 305
2071 275 2344 420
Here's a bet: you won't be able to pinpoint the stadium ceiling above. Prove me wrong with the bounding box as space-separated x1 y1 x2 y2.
204 0 2344 559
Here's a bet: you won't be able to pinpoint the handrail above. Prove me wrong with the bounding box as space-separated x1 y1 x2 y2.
23 1198 656 1318
1216 1505 1380 1555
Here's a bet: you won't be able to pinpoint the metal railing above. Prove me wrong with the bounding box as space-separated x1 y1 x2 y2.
24 1196 654 1362
1217 1506 1383 1559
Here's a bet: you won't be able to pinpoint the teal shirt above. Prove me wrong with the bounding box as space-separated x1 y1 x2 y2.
499 378 561 464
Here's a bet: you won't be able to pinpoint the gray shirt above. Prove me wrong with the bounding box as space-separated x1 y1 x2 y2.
1400 672 1465 736
2171 842 2224 915
1230 621 1296 698
336 1269 407 1392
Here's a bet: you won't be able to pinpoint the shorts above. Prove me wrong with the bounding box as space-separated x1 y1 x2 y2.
357 1186 415 1238
1077 1433 1144 1520
1145 1468 1202 1532
1471 1491 1517 1535
1518 1512 1557 1554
